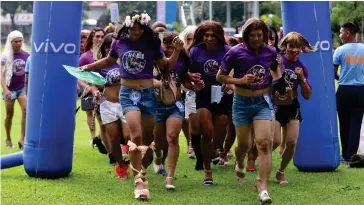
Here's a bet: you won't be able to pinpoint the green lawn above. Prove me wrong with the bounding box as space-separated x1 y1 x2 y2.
1 99 364 205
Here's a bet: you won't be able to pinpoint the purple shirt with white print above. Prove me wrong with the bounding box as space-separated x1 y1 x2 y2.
1 50 29 91
189 44 230 88
278 53 311 89
109 37 165 79
220 44 277 90
103 63 122 86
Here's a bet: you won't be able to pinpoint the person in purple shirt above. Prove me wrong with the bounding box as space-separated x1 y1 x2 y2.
83 33 131 179
78 27 108 156
247 25 281 172
1 30 29 149
81 11 184 201
187 21 231 186
271 32 314 185
217 18 276 204
152 31 190 190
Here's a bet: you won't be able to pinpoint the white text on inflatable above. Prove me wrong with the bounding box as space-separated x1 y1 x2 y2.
314 40 331 51
33 39 76 54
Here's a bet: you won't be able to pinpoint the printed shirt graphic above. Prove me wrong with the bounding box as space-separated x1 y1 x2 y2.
204 59 220 76
122 50 146 74
246 64 268 87
220 44 276 90
189 44 230 89
109 37 164 79
279 53 310 89
1 50 29 91
104 63 122 85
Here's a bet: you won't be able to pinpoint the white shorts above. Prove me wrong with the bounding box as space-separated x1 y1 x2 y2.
184 90 197 119
100 100 127 124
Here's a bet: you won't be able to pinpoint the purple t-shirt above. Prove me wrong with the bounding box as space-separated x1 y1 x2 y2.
221 44 277 90
1 50 29 91
109 38 165 79
79 50 109 77
103 63 122 86
173 56 189 83
278 53 311 89
189 44 230 88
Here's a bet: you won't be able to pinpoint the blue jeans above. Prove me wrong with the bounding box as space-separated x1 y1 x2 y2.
119 85 156 116
2 87 25 101
155 101 184 124
232 93 274 126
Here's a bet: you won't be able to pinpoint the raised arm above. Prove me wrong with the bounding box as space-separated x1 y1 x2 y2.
156 37 184 73
81 55 117 71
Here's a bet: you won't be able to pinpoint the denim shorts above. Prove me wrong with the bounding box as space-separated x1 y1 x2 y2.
119 85 156 116
232 93 274 126
2 87 25 101
155 100 185 124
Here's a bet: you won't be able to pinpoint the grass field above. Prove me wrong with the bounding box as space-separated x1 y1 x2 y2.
1 45 364 205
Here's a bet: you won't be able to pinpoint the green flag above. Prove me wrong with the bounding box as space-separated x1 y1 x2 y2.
63 65 106 85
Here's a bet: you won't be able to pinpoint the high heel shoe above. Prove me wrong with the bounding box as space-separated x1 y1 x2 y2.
18 141 24 149
6 139 14 148
92 136 107 155
165 177 176 190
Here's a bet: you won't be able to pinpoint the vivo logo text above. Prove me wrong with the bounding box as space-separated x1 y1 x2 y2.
313 40 331 51
33 39 76 54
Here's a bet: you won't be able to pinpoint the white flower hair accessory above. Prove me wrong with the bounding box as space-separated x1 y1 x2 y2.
124 13 151 28
125 16 133 28
140 13 151 25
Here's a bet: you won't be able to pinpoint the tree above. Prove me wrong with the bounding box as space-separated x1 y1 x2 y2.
331 1 364 46
259 1 281 20
115 1 156 22
260 14 282 28
1 1 33 30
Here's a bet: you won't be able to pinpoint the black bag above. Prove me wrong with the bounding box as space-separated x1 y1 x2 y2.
81 96 94 111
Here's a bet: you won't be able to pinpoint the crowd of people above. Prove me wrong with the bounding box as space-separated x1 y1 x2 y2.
1 9 363 204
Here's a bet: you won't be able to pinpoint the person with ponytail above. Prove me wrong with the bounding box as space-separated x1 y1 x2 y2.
271 32 314 185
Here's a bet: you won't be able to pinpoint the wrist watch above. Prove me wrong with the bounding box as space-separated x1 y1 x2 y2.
301 78 307 83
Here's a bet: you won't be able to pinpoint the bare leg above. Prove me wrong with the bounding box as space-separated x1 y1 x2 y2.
86 111 95 140
276 120 300 184
4 100 15 147
17 95 27 146
253 120 273 192
166 117 183 186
